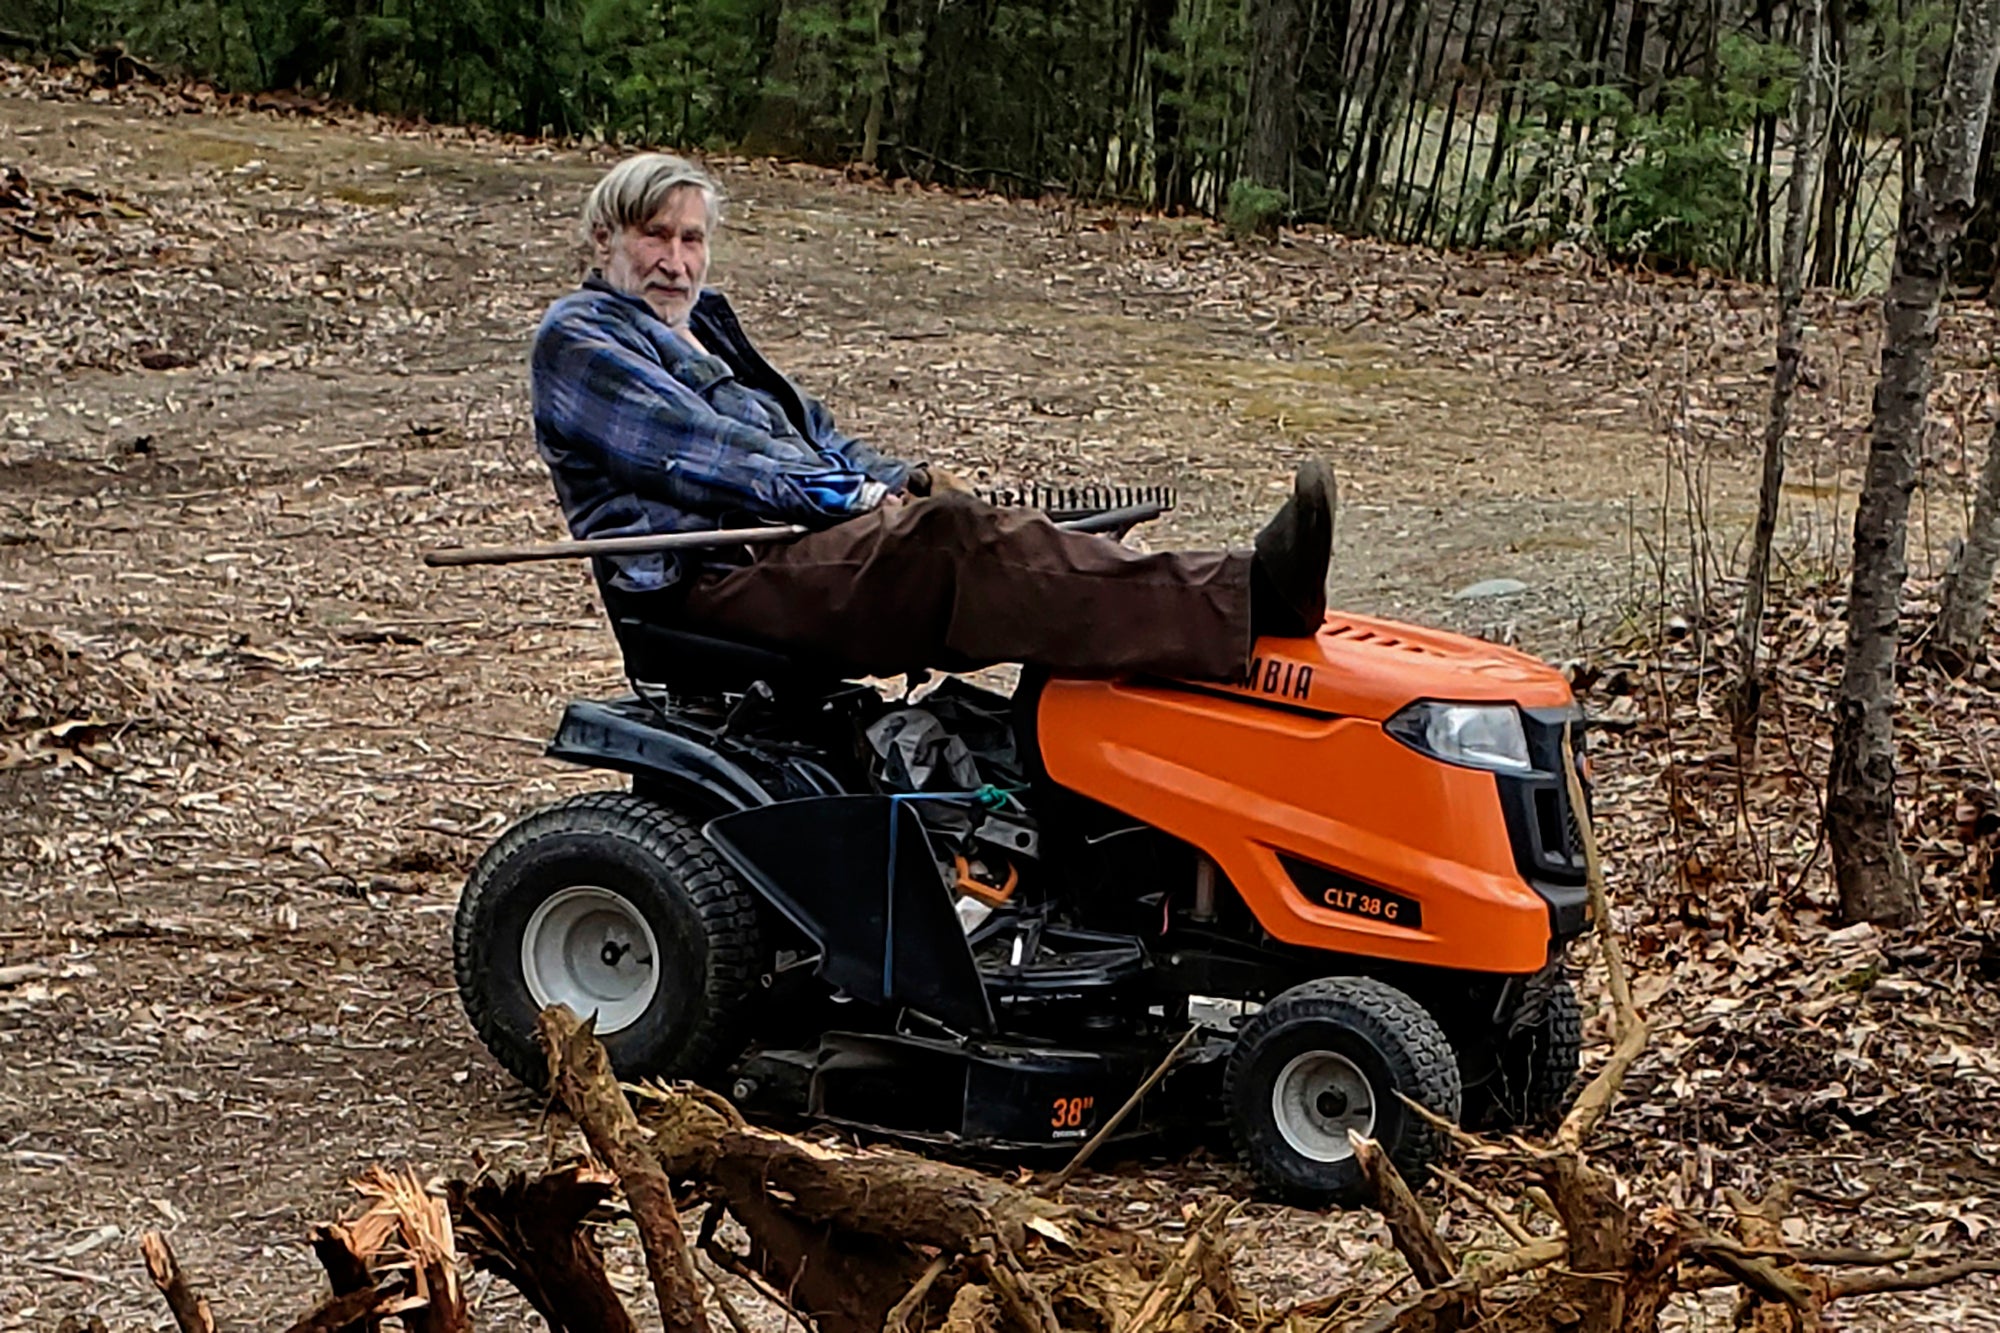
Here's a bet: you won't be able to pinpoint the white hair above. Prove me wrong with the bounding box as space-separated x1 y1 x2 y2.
581 153 723 242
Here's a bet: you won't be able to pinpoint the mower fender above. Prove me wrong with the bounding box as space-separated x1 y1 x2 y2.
545 699 776 813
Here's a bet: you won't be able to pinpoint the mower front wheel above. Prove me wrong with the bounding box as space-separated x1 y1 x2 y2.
1225 977 1462 1206
453 791 762 1089
1463 973 1583 1130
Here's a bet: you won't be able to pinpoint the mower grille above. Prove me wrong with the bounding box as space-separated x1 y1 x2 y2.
1561 792 1588 863
1496 708 1593 939
1499 711 1591 881
1531 788 1586 875
1323 622 1438 655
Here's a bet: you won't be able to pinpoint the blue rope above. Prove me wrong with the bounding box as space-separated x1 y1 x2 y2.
882 785 1014 997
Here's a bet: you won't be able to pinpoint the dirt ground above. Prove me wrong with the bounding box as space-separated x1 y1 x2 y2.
5 71 2000 1330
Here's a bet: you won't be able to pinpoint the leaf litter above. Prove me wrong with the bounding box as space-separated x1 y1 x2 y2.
4 56 2000 1329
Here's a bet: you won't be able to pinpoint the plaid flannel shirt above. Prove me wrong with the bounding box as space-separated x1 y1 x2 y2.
530 276 912 592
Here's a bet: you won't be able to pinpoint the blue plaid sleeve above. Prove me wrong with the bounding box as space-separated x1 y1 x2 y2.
798 392 912 490
532 309 886 524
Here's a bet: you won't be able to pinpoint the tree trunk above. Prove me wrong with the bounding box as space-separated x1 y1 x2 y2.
1387 0 1460 238
1733 0 1826 748
1410 0 1484 242
1622 0 1652 98
860 0 887 167
1329 0 1393 213
742 0 816 157
1811 0 1850 286
1828 0 2000 927
1955 79 2000 300
335 0 376 105
1443 0 1508 246
1931 414 2000 670
1244 0 1308 192
1465 61 1518 245
1349 0 1429 227
1146 0 1186 208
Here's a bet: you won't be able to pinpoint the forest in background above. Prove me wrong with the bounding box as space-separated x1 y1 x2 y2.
4 0 1998 290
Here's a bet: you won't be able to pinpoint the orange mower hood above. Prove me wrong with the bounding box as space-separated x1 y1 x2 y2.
1208 611 1577 720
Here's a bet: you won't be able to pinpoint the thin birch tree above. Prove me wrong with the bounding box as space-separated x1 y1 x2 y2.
1930 407 2000 670
1827 0 2000 926
1733 0 1830 750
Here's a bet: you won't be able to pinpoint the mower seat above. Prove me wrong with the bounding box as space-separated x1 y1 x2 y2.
592 559 843 699
610 618 840 699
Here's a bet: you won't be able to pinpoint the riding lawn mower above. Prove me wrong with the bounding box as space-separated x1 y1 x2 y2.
442 488 1591 1205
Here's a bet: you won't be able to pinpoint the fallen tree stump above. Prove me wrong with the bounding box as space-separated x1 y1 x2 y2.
124 1005 2000 1333
448 1166 635 1333
535 1004 1240 1333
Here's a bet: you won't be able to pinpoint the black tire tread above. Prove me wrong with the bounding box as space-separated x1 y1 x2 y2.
453 790 761 1088
1506 975 1583 1127
1225 975 1462 1204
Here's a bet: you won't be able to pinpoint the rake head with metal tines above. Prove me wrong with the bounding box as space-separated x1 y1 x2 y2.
979 485 1177 521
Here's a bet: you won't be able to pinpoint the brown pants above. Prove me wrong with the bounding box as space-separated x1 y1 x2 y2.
662 493 1253 680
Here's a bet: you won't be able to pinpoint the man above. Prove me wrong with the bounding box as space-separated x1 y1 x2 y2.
530 152 1333 682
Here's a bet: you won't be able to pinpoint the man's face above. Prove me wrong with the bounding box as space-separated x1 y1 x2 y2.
596 187 709 328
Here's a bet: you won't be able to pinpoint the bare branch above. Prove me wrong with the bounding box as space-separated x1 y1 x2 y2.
1352 1132 1456 1288
1830 1258 2000 1298
884 1253 953 1333
539 1005 709 1333
1040 1026 1199 1195
139 1232 217 1333
1430 1165 1537 1247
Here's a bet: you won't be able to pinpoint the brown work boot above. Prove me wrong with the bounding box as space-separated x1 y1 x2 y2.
1251 459 1336 637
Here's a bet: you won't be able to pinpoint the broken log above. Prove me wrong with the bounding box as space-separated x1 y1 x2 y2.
1714 1184 1825 1329
1119 1202 1230 1333
628 1076 1082 1257
982 1241 1064 1333
448 1167 637 1333
1828 1256 2000 1296
277 1283 404 1333
557 1008 1243 1333
138 1233 216 1333
346 1167 468 1333
1351 1132 1456 1289
1428 1166 1534 1246
1347 1239 1567 1333
312 1223 376 1295
310 1223 385 1333
886 1254 955 1333
539 1007 708 1333
701 1141 945 1333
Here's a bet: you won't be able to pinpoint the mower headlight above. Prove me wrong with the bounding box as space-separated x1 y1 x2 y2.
1385 701 1534 774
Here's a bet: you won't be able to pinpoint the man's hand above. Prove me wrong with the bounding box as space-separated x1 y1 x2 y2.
921 464 977 497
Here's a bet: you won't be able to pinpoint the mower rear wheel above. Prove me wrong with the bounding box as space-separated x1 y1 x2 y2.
453 791 762 1089
1225 977 1462 1206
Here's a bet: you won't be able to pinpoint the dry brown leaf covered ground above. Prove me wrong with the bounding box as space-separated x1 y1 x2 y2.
4 59 2000 1330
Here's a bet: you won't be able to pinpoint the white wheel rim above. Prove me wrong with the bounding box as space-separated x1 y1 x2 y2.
1271 1050 1377 1162
521 886 661 1035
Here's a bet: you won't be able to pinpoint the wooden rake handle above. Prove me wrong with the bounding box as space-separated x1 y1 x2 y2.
422 524 809 567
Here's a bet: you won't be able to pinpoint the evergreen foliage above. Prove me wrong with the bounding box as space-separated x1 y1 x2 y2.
8 0 1989 290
